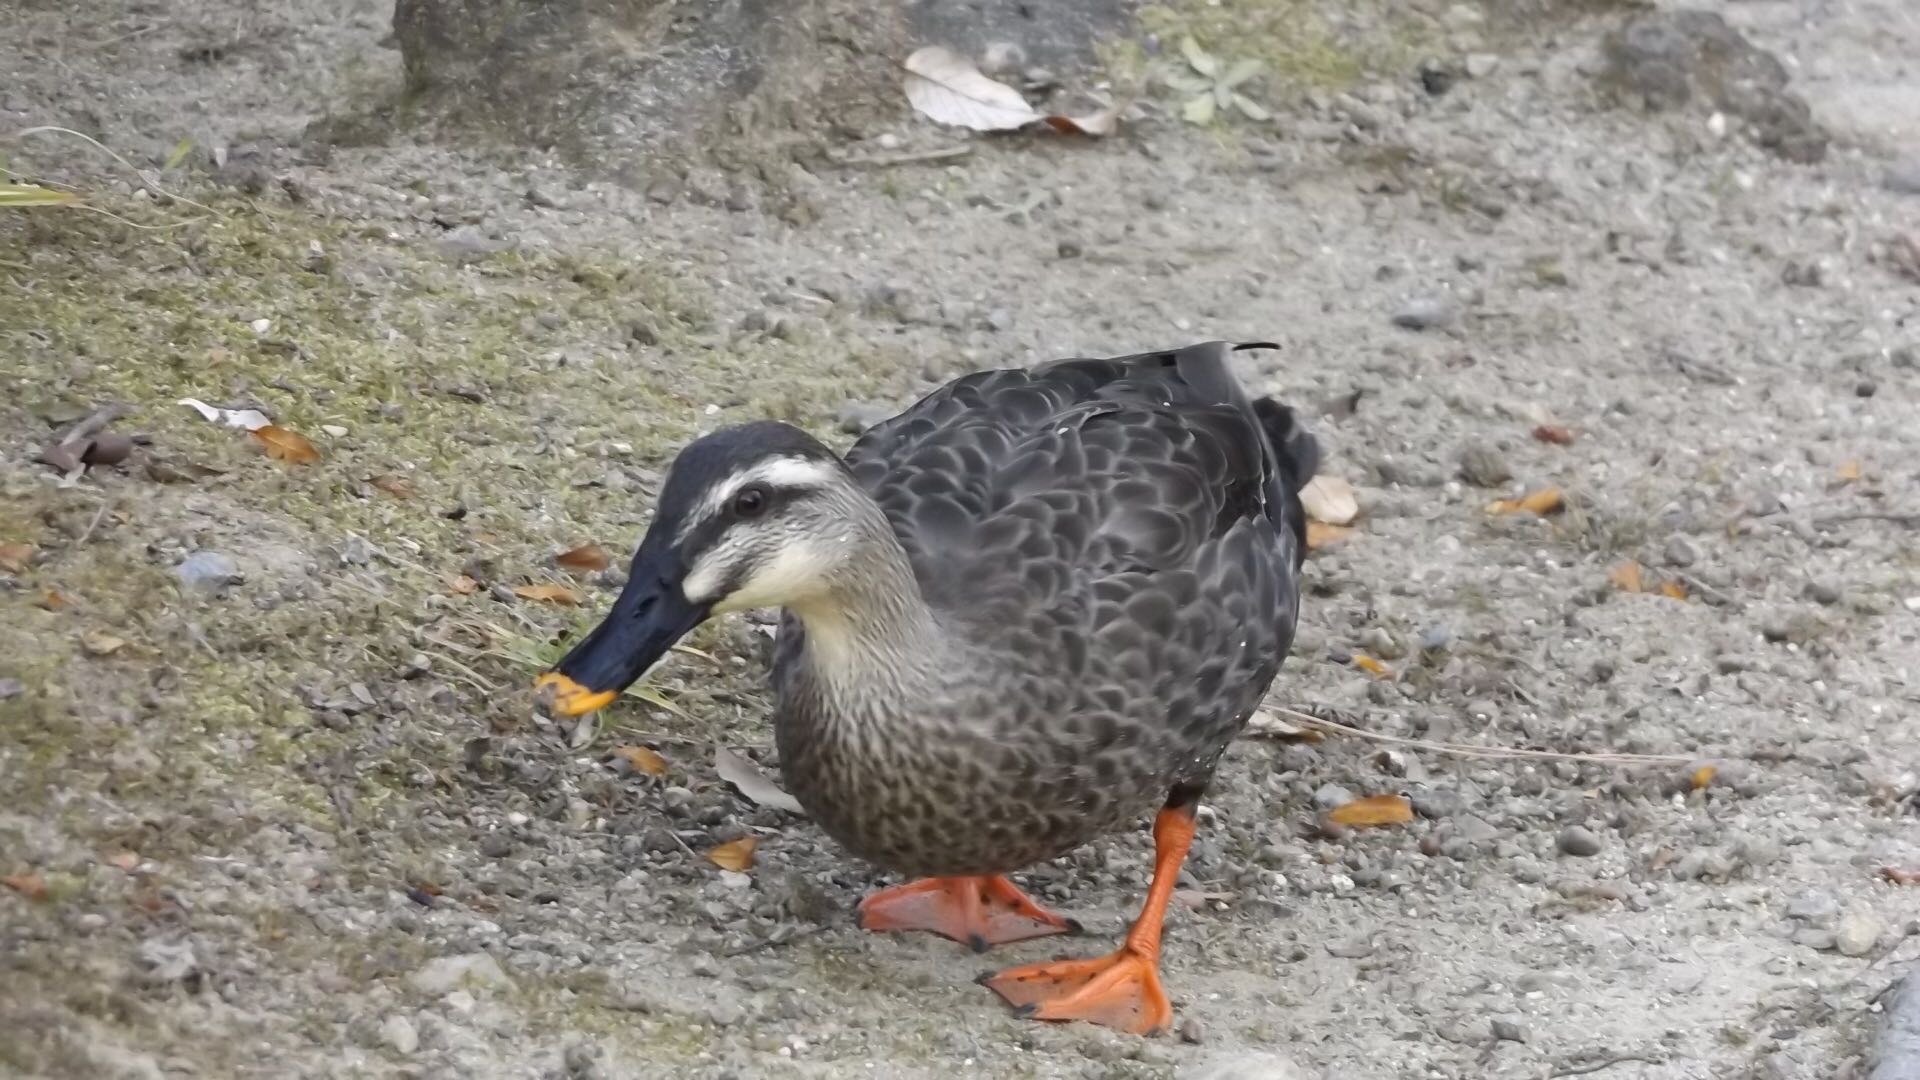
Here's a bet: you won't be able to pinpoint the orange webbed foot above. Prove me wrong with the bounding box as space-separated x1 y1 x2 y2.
857 875 1082 952
980 945 1173 1036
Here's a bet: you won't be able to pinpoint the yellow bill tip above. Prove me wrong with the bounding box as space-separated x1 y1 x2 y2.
534 672 618 717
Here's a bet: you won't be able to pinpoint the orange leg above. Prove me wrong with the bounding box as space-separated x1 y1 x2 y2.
981 798 1198 1037
857 875 1082 952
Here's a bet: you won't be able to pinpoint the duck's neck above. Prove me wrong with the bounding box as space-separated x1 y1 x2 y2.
785 508 950 698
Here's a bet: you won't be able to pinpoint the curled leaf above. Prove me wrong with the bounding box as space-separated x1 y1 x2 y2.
1352 654 1393 679
1836 460 1863 483
1488 487 1564 515
369 474 416 498
1609 561 1646 593
903 46 1040 132
1041 103 1123 137
707 837 758 872
449 575 479 595
1 873 50 901
252 425 320 464
512 583 584 605
1658 579 1688 601
1532 425 1576 445
1689 764 1717 791
1299 476 1359 525
1327 794 1414 828
1305 522 1356 551
1243 710 1325 742
103 851 141 872
612 744 669 777
35 589 70 611
556 544 612 573
0 543 34 575
178 397 271 431
80 631 127 656
714 747 804 814
1882 867 1920 885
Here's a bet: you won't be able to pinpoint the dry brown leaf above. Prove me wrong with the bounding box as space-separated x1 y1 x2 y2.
1658 579 1688 601
35 589 70 612
449 575 479 595
556 544 612 573
714 746 805 814
1299 475 1359 525
1489 487 1564 516
1836 460 1863 483
1689 764 1717 791
1327 794 1414 828
252 425 321 465
1609 561 1646 593
1352 654 1393 679
512 583 584 605
612 744 669 776
1882 867 1920 885
1243 710 1325 742
0 542 36 575
369 474 416 498
81 631 127 656
902 46 1041 132
707 837 757 872
2 873 50 901
1305 522 1356 551
1531 425 1576 446
103 851 140 872
1041 102 1123 137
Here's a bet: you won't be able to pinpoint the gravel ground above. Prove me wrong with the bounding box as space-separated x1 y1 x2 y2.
3 1 1918 1078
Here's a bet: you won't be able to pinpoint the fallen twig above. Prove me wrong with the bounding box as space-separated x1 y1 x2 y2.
1268 706 1699 766
1549 1053 1664 1077
829 146 973 168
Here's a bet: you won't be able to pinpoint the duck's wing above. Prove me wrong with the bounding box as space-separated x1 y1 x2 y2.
843 341 1317 613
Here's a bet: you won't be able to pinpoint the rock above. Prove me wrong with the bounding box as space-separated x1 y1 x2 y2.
1556 826 1603 857
1392 296 1456 331
1465 53 1500 79
1787 891 1840 924
1835 912 1882 957
1312 783 1355 811
1894 345 1918 369
381 1014 419 1055
1491 1019 1528 1043
1886 161 1920 196
176 551 241 592
1596 10 1828 162
137 938 198 983
1795 927 1837 951
1663 535 1700 568
1803 579 1843 606
1410 787 1464 819
479 832 513 858
410 952 513 995
1457 443 1512 488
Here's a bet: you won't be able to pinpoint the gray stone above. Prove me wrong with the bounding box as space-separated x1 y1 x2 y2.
1786 891 1840 924
1663 535 1700 568
1556 826 1603 857
1491 1019 1528 1043
176 551 241 592
1835 912 1882 957
1312 783 1355 811
1392 296 1456 331
380 1014 419 1055
1457 443 1512 487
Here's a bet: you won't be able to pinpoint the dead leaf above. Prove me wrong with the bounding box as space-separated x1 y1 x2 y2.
612 744 669 776
103 851 140 872
252 425 320 465
1305 522 1356 551
512 583 584 605
1881 867 1920 885
369 474 416 498
81 631 127 656
1488 487 1564 516
1327 794 1414 828
1352 654 1393 679
179 397 271 431
2 873 50 901
35 589 70 611
0 543 33 575
1689 764 1717 791
706 837 757 872
556 544 612 573
1531 425 1576 446
1836 460 1863 483
1299 475 1359 525
903 46 1041 132
449 575 479 595
1609 561 1646 593
1041 102 1123 137
1658 579 1688 601
714 746 805 814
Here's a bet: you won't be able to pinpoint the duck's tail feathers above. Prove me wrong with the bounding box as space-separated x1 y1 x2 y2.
1251 396 1321 495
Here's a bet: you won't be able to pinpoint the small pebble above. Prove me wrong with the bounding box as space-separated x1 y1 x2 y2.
1834 912 1881 957
1803 579 1842 605
1392 296 1456 331
380 1014 419 1055
1663 535 1700 568
1457 443 1512 487
1556 826 1603 857
1312 783 1355 810
479 833 513 858
1490 1019 1527 1043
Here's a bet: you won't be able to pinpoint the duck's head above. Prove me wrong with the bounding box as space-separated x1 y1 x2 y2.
535 420 862 718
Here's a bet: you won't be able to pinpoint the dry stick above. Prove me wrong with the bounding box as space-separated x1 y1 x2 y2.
829 146 973 168
1548 1053 1663 1078
1268 706 1699 766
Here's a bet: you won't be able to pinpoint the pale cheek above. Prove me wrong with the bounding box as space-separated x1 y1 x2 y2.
714 548 831 613
682 558 727 605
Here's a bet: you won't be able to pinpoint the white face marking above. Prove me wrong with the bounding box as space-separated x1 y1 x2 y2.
676 456 839 544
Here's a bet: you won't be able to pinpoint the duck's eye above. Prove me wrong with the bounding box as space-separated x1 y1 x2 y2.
732 484 770 518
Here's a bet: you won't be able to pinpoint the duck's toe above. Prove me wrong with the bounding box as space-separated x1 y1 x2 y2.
981 946 1173 1036
857 876 1079 950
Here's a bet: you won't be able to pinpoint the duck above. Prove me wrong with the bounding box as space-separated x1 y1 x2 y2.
535 340 1319 1036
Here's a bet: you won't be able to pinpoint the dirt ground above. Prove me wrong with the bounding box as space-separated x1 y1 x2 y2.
3 1 1919 1078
